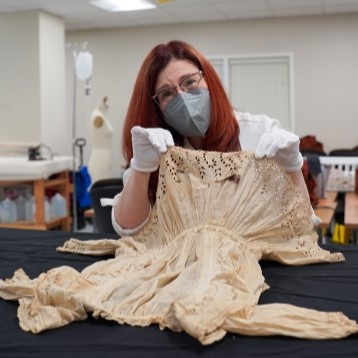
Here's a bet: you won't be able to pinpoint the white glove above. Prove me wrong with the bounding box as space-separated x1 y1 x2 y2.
255 129 303 172
130 126 174 173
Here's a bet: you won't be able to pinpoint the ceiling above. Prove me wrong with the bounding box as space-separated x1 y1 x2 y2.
1 0 358 31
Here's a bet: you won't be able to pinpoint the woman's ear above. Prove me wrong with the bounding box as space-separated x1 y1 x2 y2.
94 116 104 128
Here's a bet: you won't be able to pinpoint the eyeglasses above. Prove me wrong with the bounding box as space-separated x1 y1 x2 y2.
152 71 204 107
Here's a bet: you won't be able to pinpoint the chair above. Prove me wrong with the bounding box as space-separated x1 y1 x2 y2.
329 149 358 157
90 178 123 234
300 149 327 157
300 151 326 200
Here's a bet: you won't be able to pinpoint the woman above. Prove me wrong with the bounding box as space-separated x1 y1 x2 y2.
3 42 354 343
112 40 315 236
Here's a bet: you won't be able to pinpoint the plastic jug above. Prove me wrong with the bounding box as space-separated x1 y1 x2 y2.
50 193 67 218
16 195 27 221
25 195 35 222
0 197 18 222
44 197 51 222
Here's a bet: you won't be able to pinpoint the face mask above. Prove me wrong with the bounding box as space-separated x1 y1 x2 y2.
163 88 211 137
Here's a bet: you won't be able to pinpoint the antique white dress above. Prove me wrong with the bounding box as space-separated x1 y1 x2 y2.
0 147 357 345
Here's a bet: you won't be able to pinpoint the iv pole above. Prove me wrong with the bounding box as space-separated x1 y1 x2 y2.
71 44 78 231
68 42 92 231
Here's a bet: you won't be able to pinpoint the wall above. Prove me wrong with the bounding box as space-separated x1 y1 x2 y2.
1 12 357 172
0 11 41 144
39 13 68 156
66 13 358 176
0 11 68 156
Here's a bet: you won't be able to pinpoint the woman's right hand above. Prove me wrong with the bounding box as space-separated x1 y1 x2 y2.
255 128 303 172
130 126 174 173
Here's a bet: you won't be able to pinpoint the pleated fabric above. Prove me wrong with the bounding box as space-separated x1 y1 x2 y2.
1 147 357 344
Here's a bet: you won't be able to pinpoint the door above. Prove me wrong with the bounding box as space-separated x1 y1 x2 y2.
209 54 293 130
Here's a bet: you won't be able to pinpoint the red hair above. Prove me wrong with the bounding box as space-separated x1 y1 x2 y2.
122 40 240 202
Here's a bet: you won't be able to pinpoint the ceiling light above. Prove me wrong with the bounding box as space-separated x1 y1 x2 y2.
90 0 157 12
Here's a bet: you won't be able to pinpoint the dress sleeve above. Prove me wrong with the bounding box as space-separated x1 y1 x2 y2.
105 167 152 236
110 192 152 236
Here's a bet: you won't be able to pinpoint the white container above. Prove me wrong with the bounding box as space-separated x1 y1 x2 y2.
44 197 51 222
50 193 67 218
25 195 35 222
16 195 27 221
0 197 18 222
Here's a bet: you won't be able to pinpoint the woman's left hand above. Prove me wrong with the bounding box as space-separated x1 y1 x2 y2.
255 129 303 172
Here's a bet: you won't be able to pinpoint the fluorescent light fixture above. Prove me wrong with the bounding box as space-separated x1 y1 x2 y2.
90 0 157 12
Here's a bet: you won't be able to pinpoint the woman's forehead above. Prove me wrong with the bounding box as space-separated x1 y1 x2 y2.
156 59 198 86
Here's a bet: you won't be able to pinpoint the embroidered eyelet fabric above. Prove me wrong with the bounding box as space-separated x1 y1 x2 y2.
1 147 357 345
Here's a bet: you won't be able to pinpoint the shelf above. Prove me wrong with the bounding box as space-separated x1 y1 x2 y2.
0 217 70 231
0 170 71 231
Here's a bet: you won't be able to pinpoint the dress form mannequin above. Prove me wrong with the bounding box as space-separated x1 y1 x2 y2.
88 97 114 184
